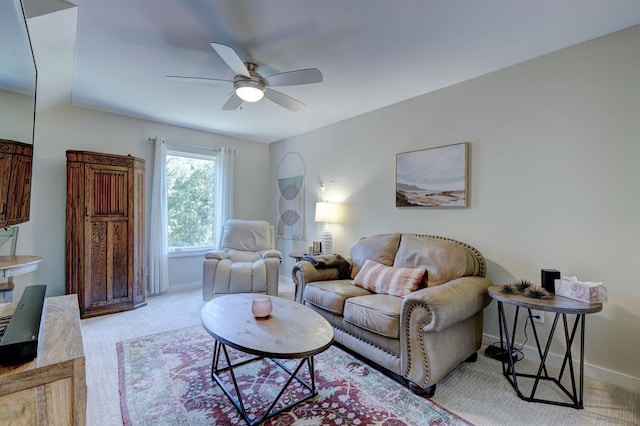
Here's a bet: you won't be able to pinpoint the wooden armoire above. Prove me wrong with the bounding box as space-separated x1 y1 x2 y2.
66 150 146 318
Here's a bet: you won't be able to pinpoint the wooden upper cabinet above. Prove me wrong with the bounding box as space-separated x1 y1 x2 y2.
65 150 146 318
0 139 32 227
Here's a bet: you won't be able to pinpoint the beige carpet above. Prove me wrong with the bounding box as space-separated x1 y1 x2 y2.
81 282 639 425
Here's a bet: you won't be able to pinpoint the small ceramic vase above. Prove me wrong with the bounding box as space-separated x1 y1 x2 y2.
251 296 272 318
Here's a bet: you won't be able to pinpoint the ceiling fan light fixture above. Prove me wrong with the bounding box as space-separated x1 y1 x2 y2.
172 44 319 111
235 80 265 102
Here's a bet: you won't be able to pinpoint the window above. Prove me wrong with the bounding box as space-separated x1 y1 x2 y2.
166 149 216 254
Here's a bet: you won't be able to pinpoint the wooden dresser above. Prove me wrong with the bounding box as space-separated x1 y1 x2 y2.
66 150 146 318
0 295 86 425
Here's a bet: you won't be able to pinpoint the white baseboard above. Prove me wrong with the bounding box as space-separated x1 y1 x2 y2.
166 281 201 291
482 333 640 394
279 274 294 285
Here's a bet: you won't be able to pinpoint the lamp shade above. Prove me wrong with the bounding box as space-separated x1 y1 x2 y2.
235 80 265 102
315 202 340 223
236 85 264 102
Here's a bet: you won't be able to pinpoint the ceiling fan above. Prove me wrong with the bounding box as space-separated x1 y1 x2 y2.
166 43 323 112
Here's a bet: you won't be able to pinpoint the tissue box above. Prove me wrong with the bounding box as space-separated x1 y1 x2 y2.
555 277 607 303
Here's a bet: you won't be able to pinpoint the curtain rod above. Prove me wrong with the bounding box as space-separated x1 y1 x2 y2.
147 136 235 153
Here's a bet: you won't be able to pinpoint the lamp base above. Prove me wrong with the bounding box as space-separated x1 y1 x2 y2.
321 227 333 254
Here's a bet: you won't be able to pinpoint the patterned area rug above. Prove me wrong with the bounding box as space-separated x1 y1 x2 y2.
117 326 472 425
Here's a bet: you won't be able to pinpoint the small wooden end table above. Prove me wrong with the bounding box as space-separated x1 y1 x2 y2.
201 293 334 425
488 286 602 409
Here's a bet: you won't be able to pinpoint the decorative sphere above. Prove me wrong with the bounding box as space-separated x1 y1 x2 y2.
251 296 272 318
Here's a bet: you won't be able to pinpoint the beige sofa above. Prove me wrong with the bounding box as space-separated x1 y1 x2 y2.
292 233 492 397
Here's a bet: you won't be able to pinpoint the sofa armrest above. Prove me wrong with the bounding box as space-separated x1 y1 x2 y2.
203 251 227 301
205 250 228 261
262 249 282 261
291 260 342 303
402 276 492 333
258 256 281 296
400 276 492 388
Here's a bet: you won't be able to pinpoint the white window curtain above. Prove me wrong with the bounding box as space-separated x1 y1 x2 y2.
148 140 234 294
148 138 169 295
214 146 235 248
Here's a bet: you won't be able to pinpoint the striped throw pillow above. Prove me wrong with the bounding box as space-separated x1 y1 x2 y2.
354 259 427 297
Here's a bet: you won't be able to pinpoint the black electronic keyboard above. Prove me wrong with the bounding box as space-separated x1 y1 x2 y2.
0 285 46 366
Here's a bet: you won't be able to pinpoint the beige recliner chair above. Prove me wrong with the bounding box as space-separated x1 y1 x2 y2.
203 220 282 301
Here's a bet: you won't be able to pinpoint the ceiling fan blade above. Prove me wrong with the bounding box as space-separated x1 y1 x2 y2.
264 88 305 112
165 76 233 84
264 68 323 87
222 93 243 110
210 43 250 78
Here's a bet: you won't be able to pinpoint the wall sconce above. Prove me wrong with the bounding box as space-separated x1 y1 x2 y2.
315 201 341 253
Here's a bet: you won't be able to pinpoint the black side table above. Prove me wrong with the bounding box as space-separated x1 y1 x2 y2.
289 252 325 262
288 252 308 262
488 286 602 409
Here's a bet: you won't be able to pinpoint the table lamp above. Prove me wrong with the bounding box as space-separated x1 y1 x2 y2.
314 202 340 253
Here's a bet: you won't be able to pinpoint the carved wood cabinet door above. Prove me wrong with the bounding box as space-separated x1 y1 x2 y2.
84 164 133 313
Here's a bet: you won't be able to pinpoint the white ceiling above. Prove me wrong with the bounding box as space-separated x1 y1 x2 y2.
40 0 640 143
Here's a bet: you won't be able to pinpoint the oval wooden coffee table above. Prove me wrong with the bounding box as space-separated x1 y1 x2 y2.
201 293 333 425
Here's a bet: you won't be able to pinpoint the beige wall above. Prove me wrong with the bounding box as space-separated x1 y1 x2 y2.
0 88 33 143
13 103 269 299
269 26 640 391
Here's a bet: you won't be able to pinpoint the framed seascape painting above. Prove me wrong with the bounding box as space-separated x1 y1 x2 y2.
396 142 469 208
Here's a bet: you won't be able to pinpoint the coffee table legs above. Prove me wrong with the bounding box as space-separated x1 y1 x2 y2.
496 301 587 409
210 340 318 425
